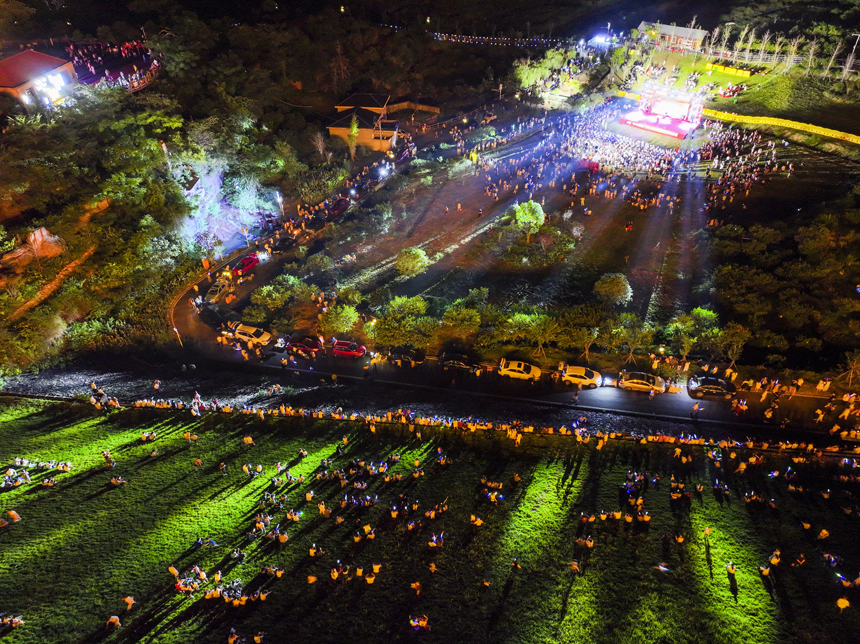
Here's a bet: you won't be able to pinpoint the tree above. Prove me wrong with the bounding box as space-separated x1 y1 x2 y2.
336 286 363 306
558 304 603 362
330 43 350 94
593 273 632 307
347 114 359 162
311 131 327 160
510 201 544 244
771 35 785 70
302 253 335 276
442 305 481 339
499 312 534 343
804 39 818 77
757 30 771 66
372 296 435 347
596 316 623 354
784 37 802 74
395 247 431 277
732 25 749 66
666 313 696 360
839 350 860 387
821 40 842 78
842 53 856 82
719 26 732 59
242 305 269 324
743 28 756 64
617 313 654 364
319 304 359 337
707 27 720 61
0 225 15 254
561 325 599 363
526 314 559 358
718 322 751 368
250 274 307 310
0 0 33 36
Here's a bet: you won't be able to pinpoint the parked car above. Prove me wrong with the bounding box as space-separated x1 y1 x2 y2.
198 304 239 329
499 359 542 381
349 178 375 199
331 340 367 358
558 363 601 388
232 253 259 276
204 280 231 304
617 371 665 393
689 376 737 399
387 347 425 368
271 235 297 254
223 321 272 346
439 353 480 372
330 197 351 217
286 336 323 355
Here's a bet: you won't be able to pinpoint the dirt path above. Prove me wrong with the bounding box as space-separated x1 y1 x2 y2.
7 245 97 322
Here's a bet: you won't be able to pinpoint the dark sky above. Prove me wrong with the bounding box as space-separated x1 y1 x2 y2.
45 0 736 38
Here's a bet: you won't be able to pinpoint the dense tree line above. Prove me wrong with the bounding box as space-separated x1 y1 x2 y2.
707 207 860 368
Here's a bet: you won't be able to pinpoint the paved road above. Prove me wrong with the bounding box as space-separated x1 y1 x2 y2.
169 115 846 436
171 307 837 434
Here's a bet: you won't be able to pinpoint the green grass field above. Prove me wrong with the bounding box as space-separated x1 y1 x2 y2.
1 398 858 644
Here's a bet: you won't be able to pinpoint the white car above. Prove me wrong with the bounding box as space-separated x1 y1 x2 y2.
499 359 542 381
204 280 230 304
223 322 272 346
559 364 601 388
617 371 665 393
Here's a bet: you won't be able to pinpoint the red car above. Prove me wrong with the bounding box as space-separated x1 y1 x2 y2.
232 253 259 276
331 340 367 358
286 336 323 355
330 197 351 217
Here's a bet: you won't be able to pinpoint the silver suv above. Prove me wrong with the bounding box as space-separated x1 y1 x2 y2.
223 322 272 346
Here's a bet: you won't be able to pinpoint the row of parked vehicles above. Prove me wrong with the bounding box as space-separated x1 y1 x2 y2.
208 325 738 399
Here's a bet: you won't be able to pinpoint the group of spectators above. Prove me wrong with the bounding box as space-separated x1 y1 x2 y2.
66 39 158 90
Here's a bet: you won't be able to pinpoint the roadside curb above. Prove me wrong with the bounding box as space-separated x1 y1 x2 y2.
198 357 843 436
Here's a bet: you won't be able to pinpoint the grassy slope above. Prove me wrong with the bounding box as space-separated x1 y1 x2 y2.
0 399 858 644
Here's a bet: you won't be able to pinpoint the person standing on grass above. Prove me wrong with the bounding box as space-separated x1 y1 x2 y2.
123 596 135 610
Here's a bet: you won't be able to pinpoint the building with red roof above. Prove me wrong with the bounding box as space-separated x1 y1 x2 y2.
0 50 77 106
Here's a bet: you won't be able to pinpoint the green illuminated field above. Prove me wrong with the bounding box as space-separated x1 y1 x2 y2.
0 398 857 644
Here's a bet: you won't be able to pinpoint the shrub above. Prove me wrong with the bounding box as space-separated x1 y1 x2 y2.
395 247 432 277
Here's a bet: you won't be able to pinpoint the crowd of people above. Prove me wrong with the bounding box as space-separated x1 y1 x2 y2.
66 40 158 90
5 370 860 638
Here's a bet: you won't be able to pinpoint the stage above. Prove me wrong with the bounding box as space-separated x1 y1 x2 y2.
619 110 698 139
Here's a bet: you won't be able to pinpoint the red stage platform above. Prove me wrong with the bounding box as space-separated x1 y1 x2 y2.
619 110 698 139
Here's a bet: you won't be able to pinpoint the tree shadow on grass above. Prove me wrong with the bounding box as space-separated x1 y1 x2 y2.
555 574 578 629
728 570 739 603
705 540 714 579
486 571 517 635
84 483 121 501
